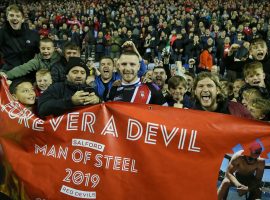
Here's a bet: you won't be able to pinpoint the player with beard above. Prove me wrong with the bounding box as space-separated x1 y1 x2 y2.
217 141 265 200
38 57 100 117
95 41 146 101
192 72 252 118
108 51 167 105
0 4 39 70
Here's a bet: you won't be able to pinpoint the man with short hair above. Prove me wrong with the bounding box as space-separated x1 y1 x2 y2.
108 51 167 105
152 66 168 96
184 72 195 96
95 41 146 100
50 42 81 83
38 57 100 117
95 56 121 101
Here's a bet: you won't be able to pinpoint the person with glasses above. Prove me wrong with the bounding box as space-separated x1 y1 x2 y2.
217 141 265 200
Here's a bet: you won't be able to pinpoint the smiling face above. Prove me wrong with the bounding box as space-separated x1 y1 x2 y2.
118 54 140 84
100 58 114 82
7 9 24 30
12 82 36 107
152 68 167 88
36 73 52 91
195 77 219 111
39 41 55 59
169 83 187 102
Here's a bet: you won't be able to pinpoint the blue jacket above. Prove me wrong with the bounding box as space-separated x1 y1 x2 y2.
95 60 147 100
95 72 121 100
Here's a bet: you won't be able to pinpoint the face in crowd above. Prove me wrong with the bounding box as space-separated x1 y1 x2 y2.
245 68 265 88
152 68 167 88
194 76 220 111
64 49 80 62
169 83 187 103
36 73 52 91
185 74 194 93
40 41 55 59
143 70 153 82
99 58 114 83
118 54 140 84
249 41 268 61
247 103 265 120
66 66 87 85
7 9 24 30
241 89 261 108
232 80 245 98
12 82 36 107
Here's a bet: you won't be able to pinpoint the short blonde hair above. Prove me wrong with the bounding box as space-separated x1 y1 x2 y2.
6 4 24 17
36 69 51 78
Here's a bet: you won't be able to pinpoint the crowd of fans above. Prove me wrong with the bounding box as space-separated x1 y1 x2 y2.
0 1 270 199
0 0 269 122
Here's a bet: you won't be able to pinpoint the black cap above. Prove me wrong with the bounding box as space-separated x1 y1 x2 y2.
66 57 89 75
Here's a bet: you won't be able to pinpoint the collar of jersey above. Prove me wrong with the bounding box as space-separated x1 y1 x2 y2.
121 78 141 86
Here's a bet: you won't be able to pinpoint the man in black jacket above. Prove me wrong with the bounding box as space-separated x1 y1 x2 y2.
0 4 39 70
50 42 81 83
38 57 100 117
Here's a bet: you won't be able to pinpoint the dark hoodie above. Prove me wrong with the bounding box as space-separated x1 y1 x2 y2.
0 23 39 70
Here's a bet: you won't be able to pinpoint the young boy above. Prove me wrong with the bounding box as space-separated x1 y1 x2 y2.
35 69 53 97
243 61 266 88
240 87 263 108
2 37 61 80
247 98 270 121
165 75 189 108
231 79 245 102
9 78 36 112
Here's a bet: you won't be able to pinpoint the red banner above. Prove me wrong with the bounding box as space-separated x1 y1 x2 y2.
0 78 270 200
